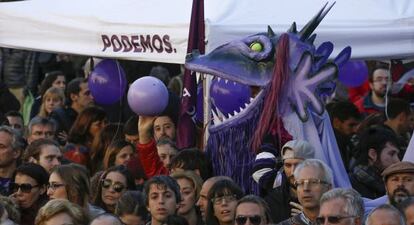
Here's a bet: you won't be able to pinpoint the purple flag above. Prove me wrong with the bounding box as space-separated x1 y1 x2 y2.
176 0 205 149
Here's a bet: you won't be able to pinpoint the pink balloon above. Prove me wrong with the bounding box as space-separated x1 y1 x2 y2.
127 76 169 116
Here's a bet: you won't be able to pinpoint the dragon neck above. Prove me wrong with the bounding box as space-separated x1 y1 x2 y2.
252 33 290 153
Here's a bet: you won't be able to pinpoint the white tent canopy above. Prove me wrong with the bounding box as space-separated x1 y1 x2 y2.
205 0 414 59
0 0 413 63
0 0 192 64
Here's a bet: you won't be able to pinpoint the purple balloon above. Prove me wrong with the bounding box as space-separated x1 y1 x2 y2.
127 76 169 116
88 59 127 105
338 60 368 87
210 78 251 116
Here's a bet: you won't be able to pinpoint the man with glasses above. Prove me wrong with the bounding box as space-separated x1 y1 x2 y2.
278 159 332 225
355 63 390 116
234 195 272 225
318 188 364 225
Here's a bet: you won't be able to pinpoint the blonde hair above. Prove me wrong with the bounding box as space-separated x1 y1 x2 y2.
35 199 89 225
38 87 65 118
170 170 203 200
0 195 20 223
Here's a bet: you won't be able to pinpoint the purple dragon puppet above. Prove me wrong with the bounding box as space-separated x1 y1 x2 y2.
185 3 352 193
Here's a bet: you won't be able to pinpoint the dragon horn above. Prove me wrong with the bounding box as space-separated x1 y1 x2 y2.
299 2 335 41
288 22 297 33
267 26 276 37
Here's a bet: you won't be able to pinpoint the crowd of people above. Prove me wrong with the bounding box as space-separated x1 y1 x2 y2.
0 49 413 225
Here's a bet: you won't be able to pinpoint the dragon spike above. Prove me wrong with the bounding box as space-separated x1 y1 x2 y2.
299 2 335 41
267 26 275 37
288 22 297 33
307 33 317 44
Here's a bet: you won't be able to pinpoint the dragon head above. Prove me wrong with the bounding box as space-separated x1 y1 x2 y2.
185 2 351 144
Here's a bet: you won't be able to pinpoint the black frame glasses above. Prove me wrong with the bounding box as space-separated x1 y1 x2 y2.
235 215 262 225
316 215 357 225
10 183 39 193
47 183 65 191
101 179 125 193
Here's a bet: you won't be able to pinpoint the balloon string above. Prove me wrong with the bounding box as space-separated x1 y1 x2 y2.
110 60 124 144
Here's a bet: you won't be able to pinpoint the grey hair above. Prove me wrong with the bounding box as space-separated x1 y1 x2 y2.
27 117 56 135
0 126 24 151
320 188 364 220
366 204 406 225
293 159 333 185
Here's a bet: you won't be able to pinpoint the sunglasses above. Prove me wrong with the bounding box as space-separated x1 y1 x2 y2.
315 216 357 224
10 183 39 193
235 215 262 225
101 179 125 193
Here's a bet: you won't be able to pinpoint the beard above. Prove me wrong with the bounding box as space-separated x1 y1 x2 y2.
389 187 411 206
372 87 388 99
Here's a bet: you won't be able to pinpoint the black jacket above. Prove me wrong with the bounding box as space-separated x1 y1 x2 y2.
0 48 38 93
265 175 299 224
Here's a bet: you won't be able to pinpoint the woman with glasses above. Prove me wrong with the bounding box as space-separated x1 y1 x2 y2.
92 165 136 213
10 163 48 225
205 179 244 225
170 171 203 225
234 195 272 225
47 163 105 219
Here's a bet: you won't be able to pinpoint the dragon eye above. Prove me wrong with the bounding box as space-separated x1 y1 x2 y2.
249 42 263 52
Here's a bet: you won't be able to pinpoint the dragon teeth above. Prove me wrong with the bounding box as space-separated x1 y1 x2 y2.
217 77 221 82
216 107 225 119
212 109 221 125
225 79 229 84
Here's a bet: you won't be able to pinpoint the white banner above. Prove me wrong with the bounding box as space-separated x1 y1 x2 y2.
0 0 192 64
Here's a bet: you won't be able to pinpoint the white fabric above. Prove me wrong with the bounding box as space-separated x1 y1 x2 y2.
204 0 414 59
0 0 413 63
0 0 192 64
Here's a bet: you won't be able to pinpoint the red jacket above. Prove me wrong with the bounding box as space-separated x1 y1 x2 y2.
136 139 168 178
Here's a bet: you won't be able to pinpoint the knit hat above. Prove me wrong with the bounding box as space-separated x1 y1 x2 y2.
281 140 315 160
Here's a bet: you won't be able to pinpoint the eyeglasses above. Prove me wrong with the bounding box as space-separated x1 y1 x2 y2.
294 179 329 188
373 77 391 83
10 183 39 193
315 216 357 225
101 179 125 193
211 194 237 205
47 183 65 191
235 215 262 225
